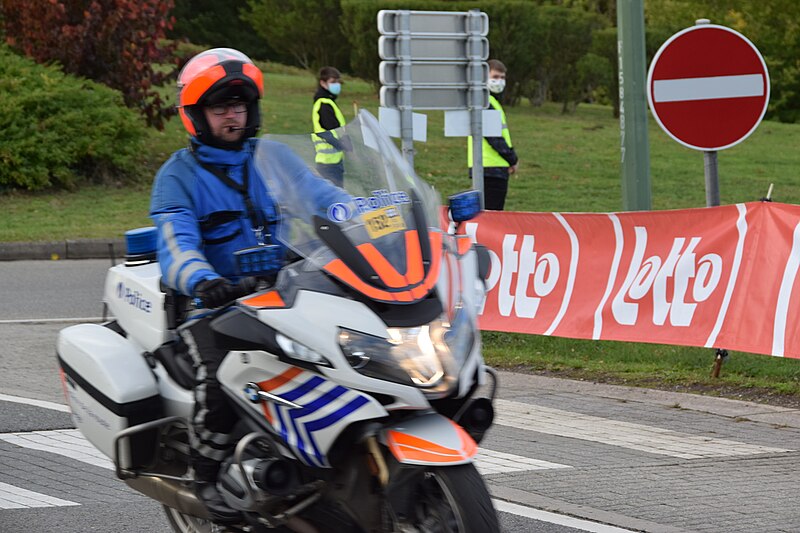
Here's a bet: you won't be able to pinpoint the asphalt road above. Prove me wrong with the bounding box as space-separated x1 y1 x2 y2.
0 259 598 533
4 259 800 532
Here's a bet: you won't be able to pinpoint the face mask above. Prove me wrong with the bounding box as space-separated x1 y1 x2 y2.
328 82 342 96
488 78 506 94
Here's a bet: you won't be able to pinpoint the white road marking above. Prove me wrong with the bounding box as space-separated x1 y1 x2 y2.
0 481 78 509
495 399 792 459
653 74 764 103
0 427 570 476
494 500 638 533
0 393 70 413
476 448 571 475
0 429 113 470
0 317 104 324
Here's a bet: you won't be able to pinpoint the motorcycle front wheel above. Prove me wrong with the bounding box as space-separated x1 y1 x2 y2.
398 463 500 533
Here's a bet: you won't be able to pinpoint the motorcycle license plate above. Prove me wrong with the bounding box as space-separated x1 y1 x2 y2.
362 206 406 239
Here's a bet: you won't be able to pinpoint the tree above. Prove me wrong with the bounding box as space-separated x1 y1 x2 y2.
1 0 179 129
244 0 348 71
169 0 275 61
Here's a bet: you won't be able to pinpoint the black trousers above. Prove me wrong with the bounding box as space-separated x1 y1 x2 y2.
316 161 344 187
179 317 237 481
484 176 510 211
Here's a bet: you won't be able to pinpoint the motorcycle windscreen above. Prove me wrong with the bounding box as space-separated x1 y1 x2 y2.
253 110 444 303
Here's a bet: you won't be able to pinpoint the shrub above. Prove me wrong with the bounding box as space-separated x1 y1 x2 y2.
1 0 178 130
0 45 147 191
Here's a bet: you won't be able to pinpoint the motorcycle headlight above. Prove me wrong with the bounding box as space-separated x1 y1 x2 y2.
276 333 331 367
338 306 474 395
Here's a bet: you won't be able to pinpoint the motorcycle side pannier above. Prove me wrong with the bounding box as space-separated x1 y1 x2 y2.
57 324 163 469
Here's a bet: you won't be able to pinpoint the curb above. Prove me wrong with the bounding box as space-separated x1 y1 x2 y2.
0 239 126 261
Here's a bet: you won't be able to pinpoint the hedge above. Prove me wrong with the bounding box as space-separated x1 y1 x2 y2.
0 45 147 191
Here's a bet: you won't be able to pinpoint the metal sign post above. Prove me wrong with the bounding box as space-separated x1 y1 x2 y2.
467 10 485 206
397 12 414 168
704 151 720 207
617 0 651 211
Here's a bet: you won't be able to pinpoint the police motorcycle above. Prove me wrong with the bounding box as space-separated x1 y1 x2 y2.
57 111 498 533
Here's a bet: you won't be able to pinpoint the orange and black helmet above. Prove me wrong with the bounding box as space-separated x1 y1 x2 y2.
177 48 264 147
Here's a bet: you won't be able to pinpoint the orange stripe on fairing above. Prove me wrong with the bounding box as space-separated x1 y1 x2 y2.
456 235 473 255
242 291 286 308
410 232 443 299
322 230 444 303
388 430 462 455
386 426 478 464
405 231 424 284
451 420 479 458
260 402 274 425
258 367 303 392
324 259 391 300
357 243 407 288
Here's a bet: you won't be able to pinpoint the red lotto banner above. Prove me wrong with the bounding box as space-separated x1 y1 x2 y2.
458 202 800 358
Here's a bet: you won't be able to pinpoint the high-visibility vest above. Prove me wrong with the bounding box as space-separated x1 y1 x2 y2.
468 95 513 168
312 97 346 165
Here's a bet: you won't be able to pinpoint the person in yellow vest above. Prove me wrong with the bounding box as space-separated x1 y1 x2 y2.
468 59 519 210
312 66 348 186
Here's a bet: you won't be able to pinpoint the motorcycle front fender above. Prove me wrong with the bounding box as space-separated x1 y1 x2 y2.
380 413 477 466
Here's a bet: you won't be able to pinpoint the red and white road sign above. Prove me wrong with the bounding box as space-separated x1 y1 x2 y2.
647 24 770 151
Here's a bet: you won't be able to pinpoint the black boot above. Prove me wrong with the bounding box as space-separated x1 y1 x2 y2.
196 481 242 524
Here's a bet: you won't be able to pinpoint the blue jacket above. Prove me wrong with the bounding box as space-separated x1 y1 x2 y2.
150 138 345 296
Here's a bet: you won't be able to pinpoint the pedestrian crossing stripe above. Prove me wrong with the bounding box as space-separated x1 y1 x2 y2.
0 481 78 510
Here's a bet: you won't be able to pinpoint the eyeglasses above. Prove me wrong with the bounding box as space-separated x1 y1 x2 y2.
209 102 247 115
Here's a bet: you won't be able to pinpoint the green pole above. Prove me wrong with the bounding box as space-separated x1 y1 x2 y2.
617 0 651 211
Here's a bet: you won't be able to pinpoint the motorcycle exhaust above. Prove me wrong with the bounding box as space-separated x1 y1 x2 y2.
124 475 211 519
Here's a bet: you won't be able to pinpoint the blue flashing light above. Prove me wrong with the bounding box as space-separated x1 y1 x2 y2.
125 227 158 256
235 245 284 277
449 190 482 223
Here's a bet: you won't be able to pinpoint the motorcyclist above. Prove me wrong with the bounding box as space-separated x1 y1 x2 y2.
149 48 347 523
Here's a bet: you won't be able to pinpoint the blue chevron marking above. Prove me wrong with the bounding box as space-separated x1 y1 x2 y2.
273 402 289 444
286 404 315 465
304 396 372 464
278 375 326 402
288 385 348 420
304 395 371 433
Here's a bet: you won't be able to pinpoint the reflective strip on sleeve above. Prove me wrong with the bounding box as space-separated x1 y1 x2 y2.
163 220 213 293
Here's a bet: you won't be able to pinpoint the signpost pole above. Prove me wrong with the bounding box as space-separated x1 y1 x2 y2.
693 19 721 210
398 11 414 169
468 9 485 208
704 151 720 207
617 0 651 211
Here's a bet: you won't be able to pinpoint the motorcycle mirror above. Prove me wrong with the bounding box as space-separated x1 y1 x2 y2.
448 190 482 223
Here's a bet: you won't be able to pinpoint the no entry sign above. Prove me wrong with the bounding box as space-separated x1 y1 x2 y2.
647 24 770 151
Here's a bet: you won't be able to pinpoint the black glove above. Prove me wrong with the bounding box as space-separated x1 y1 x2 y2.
194 277 235 309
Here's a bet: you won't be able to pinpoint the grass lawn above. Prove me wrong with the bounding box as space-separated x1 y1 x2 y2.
4 63 800 402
